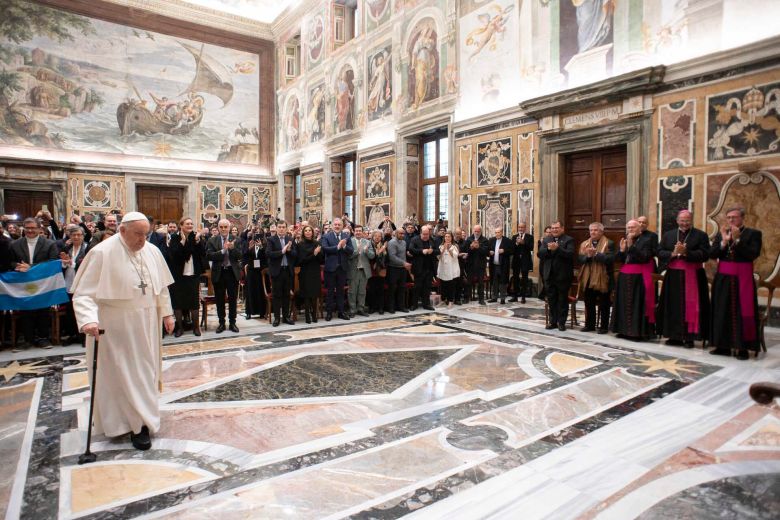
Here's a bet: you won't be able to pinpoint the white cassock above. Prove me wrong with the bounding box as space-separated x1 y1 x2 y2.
72 234 173 437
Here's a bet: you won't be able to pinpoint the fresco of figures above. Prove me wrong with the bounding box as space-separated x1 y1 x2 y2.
406 18 440 110
308 83 326 143
0 0 261 164
334 65 356 133
367 45 392 121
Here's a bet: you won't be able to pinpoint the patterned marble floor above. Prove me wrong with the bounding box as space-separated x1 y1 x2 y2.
1 301 778 519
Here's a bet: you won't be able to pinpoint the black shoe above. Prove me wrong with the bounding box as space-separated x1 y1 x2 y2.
387 310 396 314
65 334 82 345
130 426 151 451
710 348 730 356
597 328 608 335
229 323 239 333
245 314 251 320
399 308 409 313
479 300 487 306
487 299 498 303
665 339 684 346
410 305 418 311
312 315 318 323
379 310 385 315
558 324 566 331
174 327 183 338
305 314 312 324
736 349 750 360
545 324 556 330
216 323 226 333
326 312 333 321
338 312 350 320
500 299 506 304
357 311 369 317
684 341 695 348
508 297 518 303
521 297 526 304
193 329 202 337
422 305 435 311
283 317 295 326
581 326 596 332
272 318 280 327
34 339 50 348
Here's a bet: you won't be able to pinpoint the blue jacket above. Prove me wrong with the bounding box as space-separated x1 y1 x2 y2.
321 230 354 272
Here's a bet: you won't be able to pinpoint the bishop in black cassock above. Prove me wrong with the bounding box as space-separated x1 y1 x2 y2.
611 219 658 340
709 207 762 360
657 210 710 347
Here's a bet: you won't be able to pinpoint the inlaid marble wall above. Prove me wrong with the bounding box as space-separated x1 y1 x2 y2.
302 173 323 227
455 122 539 241
650 68 780 283
65 173 126 219
197 182 275 230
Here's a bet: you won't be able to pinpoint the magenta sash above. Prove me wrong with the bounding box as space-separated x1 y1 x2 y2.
620 261 656 323
717 260 757 341
668 259 702 334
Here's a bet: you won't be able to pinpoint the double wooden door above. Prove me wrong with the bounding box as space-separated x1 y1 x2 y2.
564 146 627 257
136 186 184 225
4 190 54 221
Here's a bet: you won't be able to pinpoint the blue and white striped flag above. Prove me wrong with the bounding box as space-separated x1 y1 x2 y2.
0 260 70 311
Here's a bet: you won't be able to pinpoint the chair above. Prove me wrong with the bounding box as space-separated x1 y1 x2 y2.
757 278 777 353
50 304 67 346
199 271 216 331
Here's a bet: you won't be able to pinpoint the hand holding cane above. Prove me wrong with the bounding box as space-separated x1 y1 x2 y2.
79 329 105 465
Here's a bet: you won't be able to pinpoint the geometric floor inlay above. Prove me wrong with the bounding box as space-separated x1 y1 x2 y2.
173 349 460 402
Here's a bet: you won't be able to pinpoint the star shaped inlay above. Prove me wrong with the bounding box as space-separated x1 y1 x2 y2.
626 355 700 378
0 360 53 382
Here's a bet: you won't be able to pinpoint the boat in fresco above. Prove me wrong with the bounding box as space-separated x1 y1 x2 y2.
116 42 233 136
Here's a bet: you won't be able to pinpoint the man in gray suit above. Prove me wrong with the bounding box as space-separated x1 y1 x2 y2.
348 225 374 317
10 217 59 347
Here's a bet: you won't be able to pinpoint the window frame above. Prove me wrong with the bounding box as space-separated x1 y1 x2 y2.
419 132 449 227
342 154 357 224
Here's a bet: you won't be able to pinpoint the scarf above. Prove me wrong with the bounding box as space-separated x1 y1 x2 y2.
578 236 610 293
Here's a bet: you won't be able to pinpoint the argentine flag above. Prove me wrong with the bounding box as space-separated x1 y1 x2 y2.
0 260 70 311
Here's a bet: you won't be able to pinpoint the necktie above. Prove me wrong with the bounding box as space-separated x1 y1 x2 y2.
280 237 287 267
222 237 229 267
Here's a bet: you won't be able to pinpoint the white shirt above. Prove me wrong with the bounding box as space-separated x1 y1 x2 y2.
493 238 501 265
26 236 39 264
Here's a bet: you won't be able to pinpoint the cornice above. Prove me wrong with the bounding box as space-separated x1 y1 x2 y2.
101 0 275 40
520 66 666 118
452 105 534 136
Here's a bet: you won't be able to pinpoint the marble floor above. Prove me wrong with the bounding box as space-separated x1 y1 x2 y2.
1 299 778 519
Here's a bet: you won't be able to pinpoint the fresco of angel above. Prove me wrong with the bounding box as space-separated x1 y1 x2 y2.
465 3 515 62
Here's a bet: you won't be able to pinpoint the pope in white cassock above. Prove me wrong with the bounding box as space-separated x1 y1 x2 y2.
72 212 175 450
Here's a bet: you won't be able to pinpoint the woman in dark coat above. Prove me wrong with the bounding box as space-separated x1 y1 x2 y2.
168 217 207 337
242 230 267 319
296 225 324 323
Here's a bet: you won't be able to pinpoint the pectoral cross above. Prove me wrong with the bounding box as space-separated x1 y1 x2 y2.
138 280 148 295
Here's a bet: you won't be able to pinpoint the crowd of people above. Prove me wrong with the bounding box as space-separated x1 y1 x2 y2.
0 205 764 361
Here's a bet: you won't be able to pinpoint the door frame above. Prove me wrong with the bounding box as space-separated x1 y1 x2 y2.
126 174 193 219
0 179 66 219
538 115 651 228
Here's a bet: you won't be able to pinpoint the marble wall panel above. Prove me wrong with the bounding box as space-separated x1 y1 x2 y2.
477 138 512 186
406 160 419 220
657 176 693 236
706 81 780 162
198 182 274 230
459 193 472 232
517 132 535 183
459 144 472 189
658 100 695 169
66 173 125 219
303 177 323 209
517 189 534 233
478 191 511 236
225 186 250 212
252 186 273 215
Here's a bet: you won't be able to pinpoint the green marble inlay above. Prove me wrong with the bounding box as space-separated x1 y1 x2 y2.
174 349 459 403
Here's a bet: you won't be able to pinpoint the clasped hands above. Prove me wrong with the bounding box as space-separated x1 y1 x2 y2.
672 241 687 257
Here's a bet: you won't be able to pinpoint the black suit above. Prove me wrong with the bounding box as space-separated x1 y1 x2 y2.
487 236 512 300
538 234 575 327
463 234 489 302
266 234 297 320
409 236 439 309
0 234 13 273
510 232 534 298
10 236 59 344
206 234 242 325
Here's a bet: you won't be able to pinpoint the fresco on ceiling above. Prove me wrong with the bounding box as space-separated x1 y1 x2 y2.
0 0 261 164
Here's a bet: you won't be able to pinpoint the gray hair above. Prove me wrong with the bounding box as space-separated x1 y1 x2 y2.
589 222 604 231
67 224 83 236
725 207 746 217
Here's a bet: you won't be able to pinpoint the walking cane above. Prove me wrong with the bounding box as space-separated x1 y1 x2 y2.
79 329 104 465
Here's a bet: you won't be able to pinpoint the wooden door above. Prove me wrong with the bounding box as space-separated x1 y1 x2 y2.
4 189 54 221
564 146 627 258
136 186 184 225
